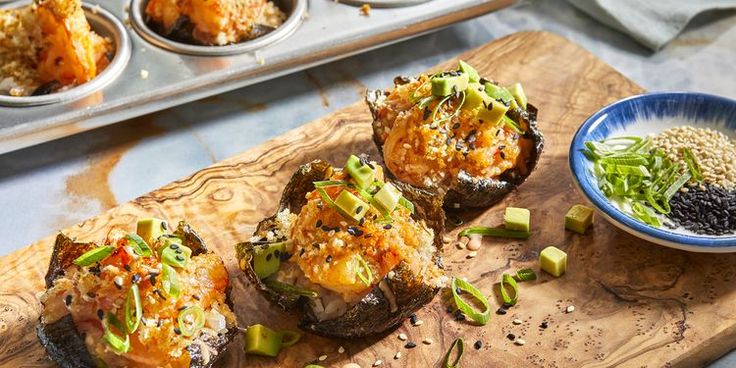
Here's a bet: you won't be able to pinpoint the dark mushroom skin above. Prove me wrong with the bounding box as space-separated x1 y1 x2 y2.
366 78 544 210
235 158 445 339
37 222 237 368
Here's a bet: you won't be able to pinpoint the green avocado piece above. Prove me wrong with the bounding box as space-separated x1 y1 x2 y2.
504 207 530 233
372 182 402 213
334 189 369 222
161 242 192 268
484 82 515 108
457 60 480 83
431 72 469 97
476 98 510 125
136 218 169 247
244 324 283 357
462 83 491 111
507 82 528 110
253 241 286 279
565 204 594 234
540 246 567 277
344 155 375 189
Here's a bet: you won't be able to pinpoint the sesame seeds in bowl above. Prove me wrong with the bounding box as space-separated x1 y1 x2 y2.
569 92 736 252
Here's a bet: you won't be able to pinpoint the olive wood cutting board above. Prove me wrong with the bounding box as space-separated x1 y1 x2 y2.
1 31 733 368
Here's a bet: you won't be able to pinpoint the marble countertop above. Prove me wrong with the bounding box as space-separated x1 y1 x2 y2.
1 0 734 365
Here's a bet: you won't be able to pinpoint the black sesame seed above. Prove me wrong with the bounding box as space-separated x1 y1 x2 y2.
274 250 281 259
315 220 322 228
453 123 461 130
423 107 431 121
64 295 73 306
178 305 188 311
87 292 96 298
446 137 452 146
384 224 392 230
132 274 141 284
405 342 417 349
97 309 104 320
356 206 363 214
540 321 549 329
154 289 167 300
149 273 157 285
506 333 515 341
474 340 483 350
266 253 273 261
409 314 418 324
326 255 333 263
161 222 168 230
175 255 185 262
123 265 132 272
193 295 201 301
169 243 179 250
174 327 182 335
496 307 507 315
500 151 506 159
347 226 364 237
300 249 306 257
359 217 366 226
174 248 183 254
321 225 331 232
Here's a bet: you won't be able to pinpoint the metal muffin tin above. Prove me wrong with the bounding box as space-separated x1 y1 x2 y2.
130 0 306 56
0 0 514 154
0 1 131 107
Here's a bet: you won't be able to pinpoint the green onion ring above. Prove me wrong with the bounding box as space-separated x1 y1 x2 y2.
73 246 115 267
124 284 142 333
514 268 537 282
161 263 181 299
125 233 152 257
499 274 519 306
280 330 302 347
451 277 490 325
103 314 131 354
355 255 373 287
444 337 464 368
178 306 206 337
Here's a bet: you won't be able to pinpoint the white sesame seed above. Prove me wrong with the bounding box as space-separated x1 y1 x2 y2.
398 333 408 341
319 355 327 361
467 251 477 258
338 346 345 354
413 320 424 326
422 338 433 345
512 319 523 325
566 305 575 313
455 241 466 250
373 359 383 367
139 69 149 79
402 143 412 150
394 351 402 359
442 235 452 244
515 338 526 345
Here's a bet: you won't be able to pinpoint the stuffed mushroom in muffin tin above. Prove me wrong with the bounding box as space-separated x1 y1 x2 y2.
367 61 544 209
236 155 446 338
37 218 237 368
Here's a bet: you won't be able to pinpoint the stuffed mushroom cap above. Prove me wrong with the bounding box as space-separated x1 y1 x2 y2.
236 155 446 339
37 220 237 368
366 61 544 209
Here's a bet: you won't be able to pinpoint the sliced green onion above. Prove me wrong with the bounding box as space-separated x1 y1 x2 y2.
312 180 349 188
663 171 692 200
124 284 142 333
264 279 319 298
603 164 651 177
501 115 523 134
73 246 115 267
631 200 661 227
103 313 130 354
417 95 436 110
125 233 152 257
458 226 530 239
398 196 415 214
280 330 302 347
514 268 537 281
355 255 373 287
178 306 205 337
499 274 519 306
161 263 181 299
681 148 703 182
451 277 490 325
444 337 464 368
431 91 465 126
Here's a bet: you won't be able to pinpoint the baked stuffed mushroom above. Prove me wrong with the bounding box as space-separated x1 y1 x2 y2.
38 218 237 368
236 155 446 338
367 61 544 209
144 0 286 46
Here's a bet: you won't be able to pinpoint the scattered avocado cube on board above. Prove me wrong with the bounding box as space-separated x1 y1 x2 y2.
565 204 594 234
505 207 530 232
540 246 567 277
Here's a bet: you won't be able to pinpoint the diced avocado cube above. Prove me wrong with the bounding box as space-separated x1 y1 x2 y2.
136 218 169 247
476 98 509 125
540 246 567 277
334 190 369 222
508 82 528 110
504 207 530 233
253 242 286 279
431 72 469 97
161 243 192 268
484 82 517 109
344 155 375 189
372 182 402 213
565 204 594 234
462 83 491 111
458 60 480 83
244 324 283 357
155 235 182 257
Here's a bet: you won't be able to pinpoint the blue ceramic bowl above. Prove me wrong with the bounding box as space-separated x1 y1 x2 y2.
569 92 736 252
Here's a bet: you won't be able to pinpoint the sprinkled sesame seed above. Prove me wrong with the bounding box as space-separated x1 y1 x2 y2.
394 351 402 359
319 354 327 361
398 333 407 341
97 309 104 320
413 320 424 326
467 251 477 259
515 338 526 346
373 360 383 367
64 294 72 306
566 305 575 313
474 340 482 350
422 338 433 345
405 342 417 349
512 319 523 325
402 143 412 150
338 346 345 354
506 333 515 341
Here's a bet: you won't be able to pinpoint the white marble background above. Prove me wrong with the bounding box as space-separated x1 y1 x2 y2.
0 0 734 365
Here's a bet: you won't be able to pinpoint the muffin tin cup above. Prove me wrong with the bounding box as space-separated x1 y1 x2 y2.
0 2 131 107
130 0 307 56
339 0 433 8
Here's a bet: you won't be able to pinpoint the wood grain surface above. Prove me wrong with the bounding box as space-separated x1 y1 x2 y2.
1 31 733 368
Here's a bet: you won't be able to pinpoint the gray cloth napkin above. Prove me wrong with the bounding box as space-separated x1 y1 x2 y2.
567 0 736 51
